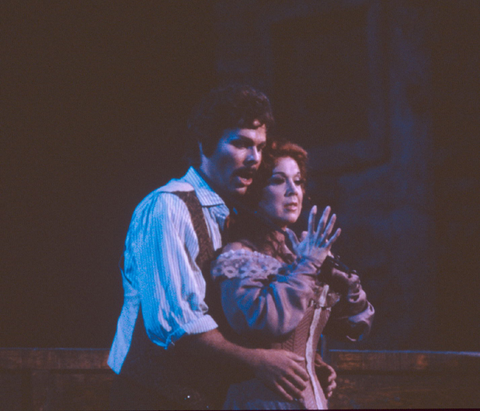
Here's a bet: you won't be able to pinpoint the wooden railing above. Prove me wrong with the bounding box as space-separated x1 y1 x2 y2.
326 349 480 409
1 348 479 410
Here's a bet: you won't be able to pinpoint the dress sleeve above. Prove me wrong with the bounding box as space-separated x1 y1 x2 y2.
124 192 218 348
211 248 321 338
322 266 375 341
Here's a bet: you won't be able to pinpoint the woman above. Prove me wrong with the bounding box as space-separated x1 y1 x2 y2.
211 141 374 409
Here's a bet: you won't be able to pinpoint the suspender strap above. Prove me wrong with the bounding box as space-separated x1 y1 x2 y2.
173 191 232 335
173 191 215 270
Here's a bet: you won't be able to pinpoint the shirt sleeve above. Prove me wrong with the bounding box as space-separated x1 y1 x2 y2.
211 248 321 338
124 191 218 348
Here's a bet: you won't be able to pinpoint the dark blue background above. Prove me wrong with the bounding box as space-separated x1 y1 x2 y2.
2 1 479 351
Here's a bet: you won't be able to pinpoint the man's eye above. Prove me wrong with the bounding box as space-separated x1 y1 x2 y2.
232 141 245 148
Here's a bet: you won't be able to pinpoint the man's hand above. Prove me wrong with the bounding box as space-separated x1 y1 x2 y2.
177 330 309 402
314 353 337 399
251 349 309 402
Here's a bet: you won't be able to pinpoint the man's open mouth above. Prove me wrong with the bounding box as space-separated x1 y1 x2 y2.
234 169 256 185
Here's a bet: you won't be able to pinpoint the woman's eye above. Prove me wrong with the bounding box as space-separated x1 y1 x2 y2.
295 179 304 186
269 177 285 185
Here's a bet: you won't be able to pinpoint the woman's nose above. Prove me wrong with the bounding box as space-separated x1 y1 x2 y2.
285 180 298 196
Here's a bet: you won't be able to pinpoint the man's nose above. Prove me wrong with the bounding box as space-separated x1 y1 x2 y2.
245 147 261 165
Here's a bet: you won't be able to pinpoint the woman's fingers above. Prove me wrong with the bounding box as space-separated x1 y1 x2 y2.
325 228 341 247
314 206 331 242
306 206 340 250
300 231 308 242
328 367 338 382
324 214 337 238
307 206 317 238
317 213 336 246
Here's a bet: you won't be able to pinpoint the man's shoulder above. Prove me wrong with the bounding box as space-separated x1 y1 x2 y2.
134 178 195 217
157 179 194 194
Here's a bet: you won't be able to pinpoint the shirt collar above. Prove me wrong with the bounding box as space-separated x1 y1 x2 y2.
183 167 226 207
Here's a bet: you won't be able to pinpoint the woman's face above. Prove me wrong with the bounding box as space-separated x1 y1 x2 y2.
258 156 304 229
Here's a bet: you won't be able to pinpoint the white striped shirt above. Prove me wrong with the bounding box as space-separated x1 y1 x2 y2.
108 167 229 374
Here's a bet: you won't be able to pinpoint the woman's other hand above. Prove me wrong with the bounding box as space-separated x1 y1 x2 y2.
314 353 337 398
288 206 341 268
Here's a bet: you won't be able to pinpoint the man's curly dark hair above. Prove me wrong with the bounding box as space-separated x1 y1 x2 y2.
187 84 275 163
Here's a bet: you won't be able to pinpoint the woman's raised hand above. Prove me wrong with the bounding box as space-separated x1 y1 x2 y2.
288 206 341 268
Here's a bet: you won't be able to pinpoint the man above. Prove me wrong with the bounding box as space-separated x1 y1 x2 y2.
109 85 335 409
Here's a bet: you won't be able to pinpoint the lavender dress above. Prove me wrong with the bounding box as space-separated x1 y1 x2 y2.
211 245 374 410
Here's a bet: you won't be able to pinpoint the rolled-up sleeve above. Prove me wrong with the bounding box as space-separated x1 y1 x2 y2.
125 192 218 348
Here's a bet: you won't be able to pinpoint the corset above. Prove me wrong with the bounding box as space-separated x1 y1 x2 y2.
270 285 339 410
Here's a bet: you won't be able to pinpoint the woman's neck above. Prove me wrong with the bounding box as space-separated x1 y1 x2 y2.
245 222 294 264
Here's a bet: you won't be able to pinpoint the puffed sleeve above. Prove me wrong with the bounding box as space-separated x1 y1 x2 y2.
124 191 218 348
211 248 321 338
321 262 375 341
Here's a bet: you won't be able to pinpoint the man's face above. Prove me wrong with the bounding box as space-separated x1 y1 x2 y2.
200 123 267 196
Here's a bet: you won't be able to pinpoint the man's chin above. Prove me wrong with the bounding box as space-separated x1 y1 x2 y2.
230 185 248 197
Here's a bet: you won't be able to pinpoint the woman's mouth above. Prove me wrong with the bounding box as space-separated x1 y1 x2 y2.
284 203 298 211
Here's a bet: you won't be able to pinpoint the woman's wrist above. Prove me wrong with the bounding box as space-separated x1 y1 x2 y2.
299 254 326 270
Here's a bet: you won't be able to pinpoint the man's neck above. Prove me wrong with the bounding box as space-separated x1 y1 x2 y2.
195 167 231 205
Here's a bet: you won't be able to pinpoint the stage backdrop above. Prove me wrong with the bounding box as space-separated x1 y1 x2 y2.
2 0 479 351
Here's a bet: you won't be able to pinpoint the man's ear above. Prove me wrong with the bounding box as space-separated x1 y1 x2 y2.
198 142 208 169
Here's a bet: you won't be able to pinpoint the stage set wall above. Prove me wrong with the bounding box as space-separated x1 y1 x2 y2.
2 0 479 362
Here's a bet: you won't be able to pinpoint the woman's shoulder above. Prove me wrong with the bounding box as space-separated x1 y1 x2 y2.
211 242 282 281
222 241 255 253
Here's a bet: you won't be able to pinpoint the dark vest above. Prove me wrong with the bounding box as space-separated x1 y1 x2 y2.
119 190 231 410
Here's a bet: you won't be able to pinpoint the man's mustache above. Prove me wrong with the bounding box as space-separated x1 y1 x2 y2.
233 167 257 178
